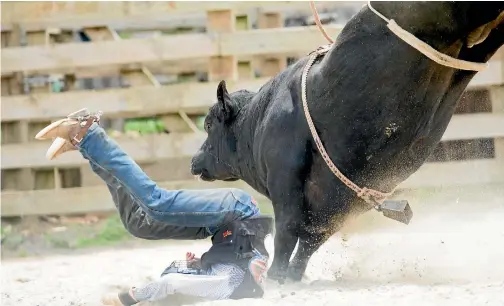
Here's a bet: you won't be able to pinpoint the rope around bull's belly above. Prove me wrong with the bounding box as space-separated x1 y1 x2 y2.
305 1 489 210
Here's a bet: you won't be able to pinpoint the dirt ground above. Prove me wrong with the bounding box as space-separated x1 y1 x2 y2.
2 185 504 306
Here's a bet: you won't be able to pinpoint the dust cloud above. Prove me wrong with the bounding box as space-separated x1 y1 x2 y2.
2 186 503 306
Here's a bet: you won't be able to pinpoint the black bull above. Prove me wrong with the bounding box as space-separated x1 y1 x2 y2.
191 2 504 281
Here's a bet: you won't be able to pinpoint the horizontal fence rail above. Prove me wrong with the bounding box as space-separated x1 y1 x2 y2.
2 74 501 123
2 113 504 170
2 158 504 216
1 1 359 31
0 79 269 121
1 26 344 75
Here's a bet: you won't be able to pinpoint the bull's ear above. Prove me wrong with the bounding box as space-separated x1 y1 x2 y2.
216 80 237 122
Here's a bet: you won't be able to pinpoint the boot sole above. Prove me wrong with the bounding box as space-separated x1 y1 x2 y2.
67 108 90 118
46 137 68 160
34 119 66 140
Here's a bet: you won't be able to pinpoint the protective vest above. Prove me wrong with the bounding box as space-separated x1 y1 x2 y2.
200 215 274 299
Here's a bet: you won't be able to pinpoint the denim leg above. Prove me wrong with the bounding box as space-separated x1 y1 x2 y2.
77 123 260 233
88 161 210 240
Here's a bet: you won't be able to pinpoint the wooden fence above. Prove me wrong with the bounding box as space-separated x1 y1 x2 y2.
1 1 503 217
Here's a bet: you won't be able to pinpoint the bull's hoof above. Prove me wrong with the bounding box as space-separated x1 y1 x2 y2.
287 265 304 282
267 268 287 284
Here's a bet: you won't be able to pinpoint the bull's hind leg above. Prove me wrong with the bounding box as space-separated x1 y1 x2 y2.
288 204 354 281
287 211 348 281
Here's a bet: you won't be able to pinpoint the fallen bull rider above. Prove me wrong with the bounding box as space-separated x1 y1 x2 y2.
34 108 274 305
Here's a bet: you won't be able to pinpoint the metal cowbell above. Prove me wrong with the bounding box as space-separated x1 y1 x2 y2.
379 200 413 225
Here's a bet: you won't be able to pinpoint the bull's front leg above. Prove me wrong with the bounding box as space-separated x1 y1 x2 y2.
262 127 310 282
287 232 330 281
266 178 305 282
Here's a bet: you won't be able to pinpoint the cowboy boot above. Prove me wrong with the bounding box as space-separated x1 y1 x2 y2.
35 108 103 160
101 290 139 306
35 108 92 140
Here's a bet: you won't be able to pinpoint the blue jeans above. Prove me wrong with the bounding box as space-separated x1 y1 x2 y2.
78 123 260 240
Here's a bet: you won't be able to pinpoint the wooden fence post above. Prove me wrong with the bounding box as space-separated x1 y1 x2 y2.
1 24 35 191
490 84 504 169
78 26 122 187
207 9 238 82
256 12 287 78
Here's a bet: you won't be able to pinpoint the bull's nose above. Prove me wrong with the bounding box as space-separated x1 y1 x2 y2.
190 162 201 175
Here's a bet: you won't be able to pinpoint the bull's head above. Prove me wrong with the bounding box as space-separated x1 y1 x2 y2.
191 80 250 182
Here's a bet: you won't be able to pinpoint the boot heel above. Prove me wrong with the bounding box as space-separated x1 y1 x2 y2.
67 108 90 120
46 137 74 160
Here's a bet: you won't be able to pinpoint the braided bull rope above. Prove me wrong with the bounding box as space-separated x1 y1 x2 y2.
301 46 394 208
303 2 492 208
366 1 488 72
309 1 489 71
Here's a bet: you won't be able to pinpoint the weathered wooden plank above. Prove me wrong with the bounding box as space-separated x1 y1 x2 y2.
1 133 207 169
0 78 269 121
470 59 504 88
2 31 502 78
441 113 504 141
1 32 218 75
399 159 504 189
2 77 501 123
69 59 210 78
2 113 503 170
2 158 502 217
0 179 271 216
0 1 356 32
0 26 344 75
219 26 341 57
207 9 238 83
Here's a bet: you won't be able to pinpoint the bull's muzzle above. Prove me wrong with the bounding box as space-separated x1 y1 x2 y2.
190 152 211 180
190 159 202 176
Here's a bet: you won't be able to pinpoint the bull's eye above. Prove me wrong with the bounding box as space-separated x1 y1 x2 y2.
205 122 211 132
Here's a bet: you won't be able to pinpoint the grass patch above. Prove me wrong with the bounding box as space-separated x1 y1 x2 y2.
75 215 132 249
0 225 9 241
44 234 72 249
73 202 272 249
2 235 25 248
65 199 272 250
124 118 166 134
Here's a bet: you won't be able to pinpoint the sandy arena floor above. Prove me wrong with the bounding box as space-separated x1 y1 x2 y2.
2 187 504 306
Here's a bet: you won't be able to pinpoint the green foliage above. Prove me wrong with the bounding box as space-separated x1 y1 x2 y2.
235 15 249 31
0 225 9 241
117 31 132 39
124 118 166 134
161 27 196 35
75 215 131 248
44 234 71 249
194 116 206 131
